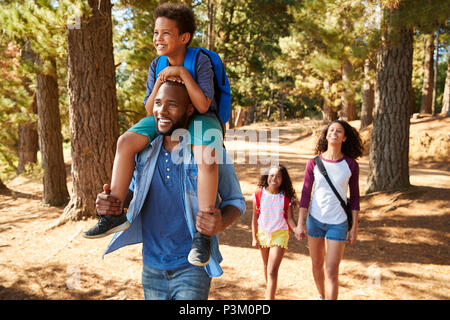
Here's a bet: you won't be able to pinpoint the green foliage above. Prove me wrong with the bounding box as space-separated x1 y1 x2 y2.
0 0 76 176
0 0 449 181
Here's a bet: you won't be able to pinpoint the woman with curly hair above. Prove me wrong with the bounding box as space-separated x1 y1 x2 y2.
251 164 298 299
295 120 363 300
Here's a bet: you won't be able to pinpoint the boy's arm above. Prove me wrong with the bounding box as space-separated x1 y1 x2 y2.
144 78 164 116
144 59 160 116
158 66 211 114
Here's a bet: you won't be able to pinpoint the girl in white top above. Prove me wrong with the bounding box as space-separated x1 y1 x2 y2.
295 120 363 300
252 165 297 300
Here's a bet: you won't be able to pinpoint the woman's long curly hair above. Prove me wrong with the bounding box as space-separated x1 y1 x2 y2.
258 165 298 205
315 120 363 159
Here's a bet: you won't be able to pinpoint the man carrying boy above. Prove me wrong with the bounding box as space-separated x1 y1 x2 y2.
99 80 245 300
84 2 224 267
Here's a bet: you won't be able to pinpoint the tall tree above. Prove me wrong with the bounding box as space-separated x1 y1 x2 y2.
441 53 450 116
282 0 370 122
36 55 69 205
61 0 119 222
0 1 69 205
360 58 375 129
213 0 293 124
366 0 449 193
366 4 413 193
420 33 435 114
24 39 69 205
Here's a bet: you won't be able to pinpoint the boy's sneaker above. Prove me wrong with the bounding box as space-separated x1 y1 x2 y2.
188 232 211 266
83 213 130 239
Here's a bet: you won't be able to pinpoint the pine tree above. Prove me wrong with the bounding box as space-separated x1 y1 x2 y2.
366 0 450 193
280 0 374 122
61 0 119 222
0 0 69 205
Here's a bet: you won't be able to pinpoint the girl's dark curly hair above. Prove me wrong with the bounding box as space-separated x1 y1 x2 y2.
315 120 363 159
154 2 196 46
258 165 298 205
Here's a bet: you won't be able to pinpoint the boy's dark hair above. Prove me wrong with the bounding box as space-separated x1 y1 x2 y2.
154 2 196 46
258 165 298 204
315 120 363 159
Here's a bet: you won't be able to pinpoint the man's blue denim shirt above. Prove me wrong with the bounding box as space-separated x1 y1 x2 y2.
103 134 246 278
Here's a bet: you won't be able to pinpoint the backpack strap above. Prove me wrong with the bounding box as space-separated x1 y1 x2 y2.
254 187 263 216
314 156 347 208
283 194 291 233
314 155 353 230
184 47 200 81
154 47 200 81
256 187 291 232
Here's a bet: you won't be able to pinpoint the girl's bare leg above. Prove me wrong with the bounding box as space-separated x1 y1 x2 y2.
308 236 326 299
265 246 285 300
259 247 270 284
324 239 346 300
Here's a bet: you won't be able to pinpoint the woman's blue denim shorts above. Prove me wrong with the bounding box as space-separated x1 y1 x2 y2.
307 214 348 242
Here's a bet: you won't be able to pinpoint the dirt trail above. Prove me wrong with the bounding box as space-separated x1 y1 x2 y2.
0 116 449 300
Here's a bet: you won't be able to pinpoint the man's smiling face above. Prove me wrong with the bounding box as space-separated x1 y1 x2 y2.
153 81 193 136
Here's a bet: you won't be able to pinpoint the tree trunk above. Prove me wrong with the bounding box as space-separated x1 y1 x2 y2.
234 108 246 127
322 80 337 123
440 54 450 116
341 60 357 121
420 33 434 114
248 105 256 124
207 0 216 51
366 9 413 194
228 109 235 129
36 58 69 206
431 29 439 116
360 58 374 130
62 0 119 222
18 42 40 175
17 95 38 174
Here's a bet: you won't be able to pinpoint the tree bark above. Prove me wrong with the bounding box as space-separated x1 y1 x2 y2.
207 0 216 51
17 95 38 174
360 58 374 129
420 33 434 114
366 9 413 194
18 42 40 175
62 0 119 222
440 54 450 116
36 58 69 206
341 60 357 121
322 80 337 123
431 29 439 116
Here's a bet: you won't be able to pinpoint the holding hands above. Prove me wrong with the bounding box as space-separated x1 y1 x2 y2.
294 222 307 241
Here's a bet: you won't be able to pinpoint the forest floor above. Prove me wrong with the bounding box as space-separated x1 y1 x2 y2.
0 115 449 300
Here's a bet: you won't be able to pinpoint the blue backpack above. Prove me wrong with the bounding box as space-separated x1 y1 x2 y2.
154 47 231 125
